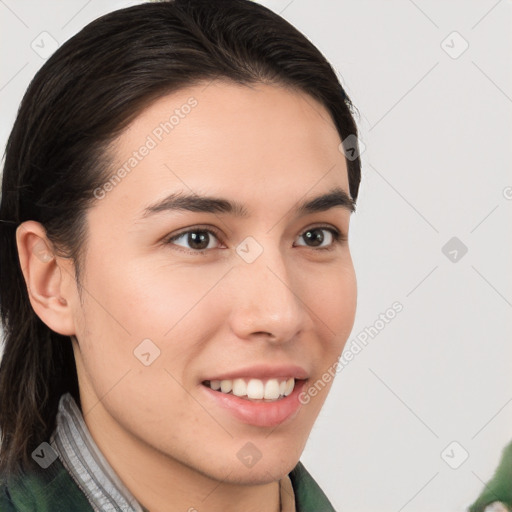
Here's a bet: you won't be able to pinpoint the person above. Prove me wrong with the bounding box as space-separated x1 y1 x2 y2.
0 0 362 510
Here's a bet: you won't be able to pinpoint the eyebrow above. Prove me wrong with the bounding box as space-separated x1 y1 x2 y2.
141 186 356 219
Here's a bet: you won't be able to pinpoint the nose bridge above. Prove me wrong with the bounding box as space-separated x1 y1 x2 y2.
229 240 305 340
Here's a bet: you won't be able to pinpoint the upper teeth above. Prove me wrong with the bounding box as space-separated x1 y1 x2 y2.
206 378 295 400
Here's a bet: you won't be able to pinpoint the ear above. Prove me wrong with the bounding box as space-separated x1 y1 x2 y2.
16 220 77 336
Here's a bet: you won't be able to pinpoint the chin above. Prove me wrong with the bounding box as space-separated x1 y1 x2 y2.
221 460 299 486
191 449 302 486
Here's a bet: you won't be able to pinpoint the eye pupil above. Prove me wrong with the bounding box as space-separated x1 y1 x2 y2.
304 229 324 246
188 231 209 250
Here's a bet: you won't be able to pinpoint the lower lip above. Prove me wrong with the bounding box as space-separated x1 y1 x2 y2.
200 380 307 428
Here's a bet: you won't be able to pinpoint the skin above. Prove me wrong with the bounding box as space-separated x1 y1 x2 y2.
17 80 357 512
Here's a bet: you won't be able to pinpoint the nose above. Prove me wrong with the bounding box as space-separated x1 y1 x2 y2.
227 243 307 344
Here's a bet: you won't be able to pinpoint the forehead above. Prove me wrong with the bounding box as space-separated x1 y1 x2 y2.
95 80 350 221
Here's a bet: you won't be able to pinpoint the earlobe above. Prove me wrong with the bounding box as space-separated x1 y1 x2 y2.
16 220 76 336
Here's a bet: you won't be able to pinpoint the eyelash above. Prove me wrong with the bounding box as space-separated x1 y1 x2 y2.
163 225 347 256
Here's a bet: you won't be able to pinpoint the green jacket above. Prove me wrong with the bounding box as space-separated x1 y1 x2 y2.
468 440 512 512
0 458 336 511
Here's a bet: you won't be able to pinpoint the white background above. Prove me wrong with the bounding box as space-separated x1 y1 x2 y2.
1 1 511 511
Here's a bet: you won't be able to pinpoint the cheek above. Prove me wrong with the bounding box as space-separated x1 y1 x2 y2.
79 244 216 332
301 258 357 351
72 257 226 450
73 251 230 382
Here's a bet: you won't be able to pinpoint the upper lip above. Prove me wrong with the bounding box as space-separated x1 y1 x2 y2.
203 364 309 382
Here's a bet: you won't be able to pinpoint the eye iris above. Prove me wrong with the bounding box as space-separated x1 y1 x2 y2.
188 231 209 250
304 229 324 246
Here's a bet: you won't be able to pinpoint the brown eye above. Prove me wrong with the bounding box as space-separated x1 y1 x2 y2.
295 227 342 250
166 229 221 252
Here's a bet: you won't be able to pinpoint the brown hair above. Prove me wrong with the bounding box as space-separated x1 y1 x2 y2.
0 0 362 476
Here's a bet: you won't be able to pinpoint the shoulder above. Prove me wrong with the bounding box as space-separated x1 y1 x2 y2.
0 456 94 512
289 461 338 512
0 483 16 512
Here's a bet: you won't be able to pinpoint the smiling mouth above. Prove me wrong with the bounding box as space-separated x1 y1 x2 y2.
202 377 299 402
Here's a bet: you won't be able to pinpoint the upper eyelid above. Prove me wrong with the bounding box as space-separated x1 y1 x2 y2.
166 225 224 243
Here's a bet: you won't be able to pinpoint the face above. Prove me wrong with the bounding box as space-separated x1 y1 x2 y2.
68 80 357 485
